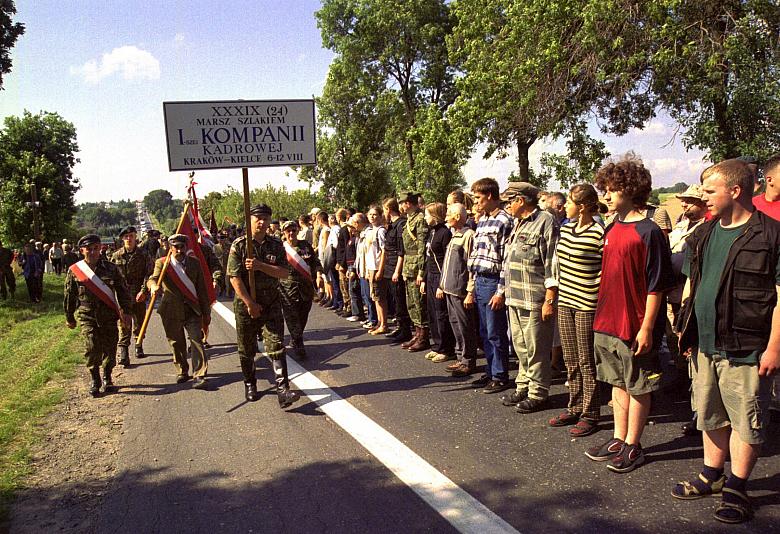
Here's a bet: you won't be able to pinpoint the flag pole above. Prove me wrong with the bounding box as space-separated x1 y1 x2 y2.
242 167 256 300
136 200 192 345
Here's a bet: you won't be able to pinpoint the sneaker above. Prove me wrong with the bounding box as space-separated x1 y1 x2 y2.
470 374 491 388
501 390 527 406
361 321 373 328
482 380 512 394
424 350 438 360
363 322 377 329
346 315 362 322
584 438 625 462
607 443 645 473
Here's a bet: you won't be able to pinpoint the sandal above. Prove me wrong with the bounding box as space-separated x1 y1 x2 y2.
548 411 579 427
369 327 387 335
671 473 726 500
569 419 598 437
714 487 753 524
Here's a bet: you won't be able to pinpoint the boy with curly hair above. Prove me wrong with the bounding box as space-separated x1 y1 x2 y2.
584 154 674 473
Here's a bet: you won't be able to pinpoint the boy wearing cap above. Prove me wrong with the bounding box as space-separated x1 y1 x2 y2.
65 234 132 397
227 203 301 408
111 226 154 366
399 191 430 352
148 233 212 389
586 156 674 472
280 220 322 358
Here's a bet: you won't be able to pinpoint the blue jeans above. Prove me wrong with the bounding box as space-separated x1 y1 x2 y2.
328 268 343 308
360 277 377 325
474 275 509 381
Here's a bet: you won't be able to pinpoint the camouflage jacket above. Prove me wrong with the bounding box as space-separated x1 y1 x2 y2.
111 246 153 293
227 234 290 306
401 210 429 279
64 259 132 326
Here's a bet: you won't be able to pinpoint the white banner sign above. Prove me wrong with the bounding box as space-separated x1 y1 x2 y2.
163 99 316 171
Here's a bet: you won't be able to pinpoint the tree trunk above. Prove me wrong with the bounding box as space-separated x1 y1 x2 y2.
515 138 533 182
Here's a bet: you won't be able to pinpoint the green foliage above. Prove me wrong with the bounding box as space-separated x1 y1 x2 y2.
539 121 610 189
0 1 25 89
73 200 136 239
643 0 780 161
311 0 465 204
0 275 82 519
0 111 80 246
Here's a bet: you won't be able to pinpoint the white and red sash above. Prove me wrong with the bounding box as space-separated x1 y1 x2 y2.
69 260 121 315
284 242 312 282
167 254 199 305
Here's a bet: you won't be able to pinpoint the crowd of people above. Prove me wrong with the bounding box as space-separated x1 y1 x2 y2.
9 152 775 526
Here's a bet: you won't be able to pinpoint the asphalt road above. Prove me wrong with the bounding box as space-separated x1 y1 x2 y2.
93 297 779 533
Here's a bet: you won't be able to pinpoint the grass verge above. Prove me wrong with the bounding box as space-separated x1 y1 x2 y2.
0 274 82 520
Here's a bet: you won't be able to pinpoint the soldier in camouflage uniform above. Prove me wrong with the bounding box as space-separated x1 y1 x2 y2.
148 234 212 389
0 239 15 299
227 204 301 408
111 226 153 365
279 220 322 359
399 191 430 352
64 234 132 397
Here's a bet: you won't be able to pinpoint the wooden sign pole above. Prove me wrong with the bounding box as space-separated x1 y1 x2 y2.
242 167 256 300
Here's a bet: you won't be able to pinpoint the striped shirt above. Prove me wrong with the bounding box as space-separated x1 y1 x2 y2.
467 209 514 294
554 220 604 311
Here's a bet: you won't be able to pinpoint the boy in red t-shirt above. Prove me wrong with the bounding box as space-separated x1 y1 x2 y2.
585 156 674 473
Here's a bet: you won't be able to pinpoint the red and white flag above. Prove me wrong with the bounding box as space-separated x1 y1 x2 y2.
284 242 312 282
180 219 217 304
69 260 121 315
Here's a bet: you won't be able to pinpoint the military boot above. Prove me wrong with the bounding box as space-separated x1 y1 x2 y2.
117 346 130 367
392 322 414 344
401 326 420 349
134 344 146 359
88 368 101 397
292 337 307 359
244 380 260 402
272 358 300 409
407 327 431 352
101 368 114 393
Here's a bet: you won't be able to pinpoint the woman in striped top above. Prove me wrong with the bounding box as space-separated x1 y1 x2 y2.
549 183 605 437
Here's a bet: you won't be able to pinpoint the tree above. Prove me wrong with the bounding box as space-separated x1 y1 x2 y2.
0 111 80 244
448 0 645 182
315 0 466 201
0 0 24 89
143 189 174 219
643 0 780 161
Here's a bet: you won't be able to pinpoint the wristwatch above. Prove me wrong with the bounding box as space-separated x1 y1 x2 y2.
545 298 555 305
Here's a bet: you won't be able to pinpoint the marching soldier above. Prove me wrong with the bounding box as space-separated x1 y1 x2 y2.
148 233 212 388
280 220 322 358
111 226 153 366
227 203 301 408
0 239 15 299
64 234 132 397
399 191 430 352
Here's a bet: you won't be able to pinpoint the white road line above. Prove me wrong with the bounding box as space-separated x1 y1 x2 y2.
212 301 519 534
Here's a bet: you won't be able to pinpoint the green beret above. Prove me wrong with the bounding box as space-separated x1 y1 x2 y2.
119 226 137 238
398 191 418 203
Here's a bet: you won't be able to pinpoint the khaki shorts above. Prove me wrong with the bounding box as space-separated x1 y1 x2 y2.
691 350 772 445
369 272 388 302
594 332 662 395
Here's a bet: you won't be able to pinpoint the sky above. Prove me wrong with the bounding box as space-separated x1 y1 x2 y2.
1 0 710 203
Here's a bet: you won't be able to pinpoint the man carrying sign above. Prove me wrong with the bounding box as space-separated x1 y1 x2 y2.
227 203 300 408
64 234 132 397
148 233 212 389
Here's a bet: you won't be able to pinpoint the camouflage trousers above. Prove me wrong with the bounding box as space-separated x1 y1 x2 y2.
118 299 147 348
404 275 428 328
234 298 285 382
80 320 119 374
281 289 313 343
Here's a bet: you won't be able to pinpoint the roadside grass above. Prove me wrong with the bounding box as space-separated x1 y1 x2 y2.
0 274 82 520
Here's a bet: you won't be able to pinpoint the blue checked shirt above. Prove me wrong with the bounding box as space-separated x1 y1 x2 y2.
467 208 514 295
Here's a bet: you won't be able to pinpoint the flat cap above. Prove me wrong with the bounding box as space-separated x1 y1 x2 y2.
398 191 418 203
77 234 101 248
118 226 137 238
169 233 188 246
675 184 706 201
282 220 299 232
250 203 273 217
500 181 540 202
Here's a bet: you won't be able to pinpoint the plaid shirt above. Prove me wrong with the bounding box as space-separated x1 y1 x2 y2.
467 208 514 295
504 208 559 310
